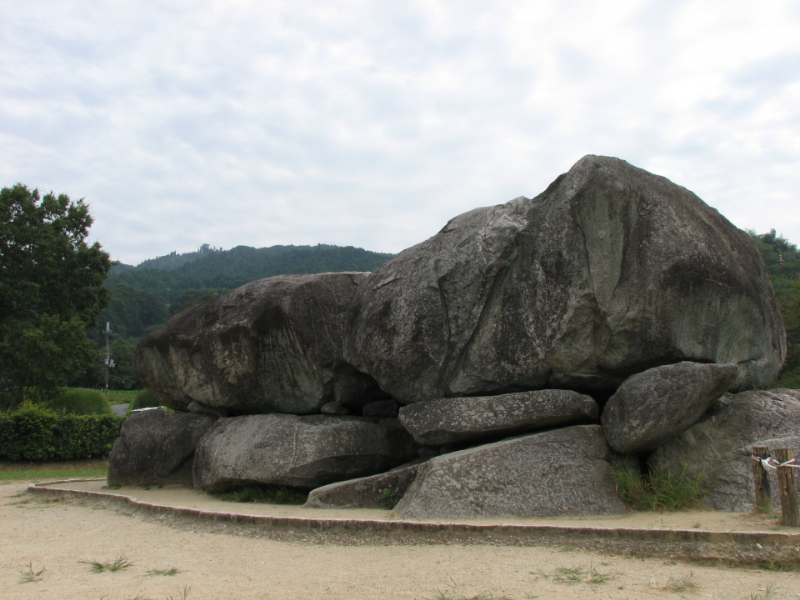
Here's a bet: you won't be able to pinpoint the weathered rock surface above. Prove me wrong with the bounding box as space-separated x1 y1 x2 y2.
108 411 217 487
362 399 399 418
394 425 625 519
304 461 421 509
193 414 418 491
133 273 377 415
398 390 599 446
602 362 737 453
649 389 800 511
345 155 785 404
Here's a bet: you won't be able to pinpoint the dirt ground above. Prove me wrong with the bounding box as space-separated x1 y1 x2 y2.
2 478 800 600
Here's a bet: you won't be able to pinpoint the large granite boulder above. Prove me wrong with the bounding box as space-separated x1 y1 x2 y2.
133 273 378 415
398 390 598 446
602 362 737 453
304 461 421 509
193 414 418 491
649 389 800 511
108 410 217 487
394 425 625 519
344 155 785 404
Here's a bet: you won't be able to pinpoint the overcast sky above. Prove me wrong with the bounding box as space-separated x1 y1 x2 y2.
1 1 798 265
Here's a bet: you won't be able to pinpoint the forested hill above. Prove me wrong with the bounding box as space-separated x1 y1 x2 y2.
103 244 394 338
72 244 393 390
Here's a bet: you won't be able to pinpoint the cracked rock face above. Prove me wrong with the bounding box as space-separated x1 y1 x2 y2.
601 361 738 454
393 425 626 519
398 389 599 446
108 411 217 487
192 414 418 491
133 272 377 415
344 155 785 404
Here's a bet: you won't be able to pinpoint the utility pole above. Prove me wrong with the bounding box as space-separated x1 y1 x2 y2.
103 322 115 397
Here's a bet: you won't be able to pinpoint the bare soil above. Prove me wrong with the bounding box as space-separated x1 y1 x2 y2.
2 477 799 600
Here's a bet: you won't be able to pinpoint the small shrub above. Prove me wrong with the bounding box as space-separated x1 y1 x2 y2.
48 388 112 416
131 389 160 411
210 484 307 505
612 463 706 511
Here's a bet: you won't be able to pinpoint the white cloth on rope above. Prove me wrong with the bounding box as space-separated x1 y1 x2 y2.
751 456 800 470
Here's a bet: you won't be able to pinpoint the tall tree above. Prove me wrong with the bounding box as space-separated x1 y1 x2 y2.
0 184 111 399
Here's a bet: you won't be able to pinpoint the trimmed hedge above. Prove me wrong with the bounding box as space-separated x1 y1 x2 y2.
49 388 113 416
0 403 123 461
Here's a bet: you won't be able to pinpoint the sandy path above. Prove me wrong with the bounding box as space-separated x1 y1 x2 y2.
2 481 799 600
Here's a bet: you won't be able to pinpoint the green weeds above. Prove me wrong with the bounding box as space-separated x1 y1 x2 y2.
80 554 134 572
552 562 612 585
748 583 778 600
18 563 45 583
209 484 307 504
651 571 697 593
147 567 181 576
380 488 401 509
612 463 706 511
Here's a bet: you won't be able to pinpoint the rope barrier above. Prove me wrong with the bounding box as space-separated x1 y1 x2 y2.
752 456 800 470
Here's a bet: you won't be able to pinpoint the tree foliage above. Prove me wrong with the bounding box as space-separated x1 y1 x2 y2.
750 229 800 388
0 184 111 398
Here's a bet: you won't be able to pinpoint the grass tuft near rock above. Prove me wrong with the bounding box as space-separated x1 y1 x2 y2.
209 484 307 505
612 463 706 511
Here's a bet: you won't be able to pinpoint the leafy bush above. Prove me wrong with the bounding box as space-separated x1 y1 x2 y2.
612 463 706 511
0 402 122 461
131 389 160 411
48 388 112 416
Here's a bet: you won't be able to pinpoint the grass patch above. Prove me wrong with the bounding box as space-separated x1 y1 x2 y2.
0 468 107 481
612 463 706 511
167 585 192 600
147 568 181 576
552 562 612 585
380 489 401 509
426 582 513 600
80 554 134 573
758 560 799 572
18 563 45 583
210 484 307 505
748 584 778 600
651 571 697 592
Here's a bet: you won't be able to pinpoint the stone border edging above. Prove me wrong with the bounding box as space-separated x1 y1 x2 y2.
27 479 800 565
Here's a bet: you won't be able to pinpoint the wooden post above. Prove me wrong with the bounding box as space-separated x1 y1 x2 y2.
752 446 772 510
773 448 799 527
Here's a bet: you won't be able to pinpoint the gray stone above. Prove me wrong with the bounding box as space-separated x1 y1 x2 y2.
344 155 785 404
304 461 421 509
193 414 418 492
133 272 377 415
108 410 217 487
394 425 625 519
649 389 800 511
320 401 349 415
602 362 737 453
398 389 599 446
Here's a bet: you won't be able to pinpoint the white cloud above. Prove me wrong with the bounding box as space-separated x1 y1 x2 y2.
1 0 798 264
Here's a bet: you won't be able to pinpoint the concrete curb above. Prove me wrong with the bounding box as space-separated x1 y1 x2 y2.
27 479 800 565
